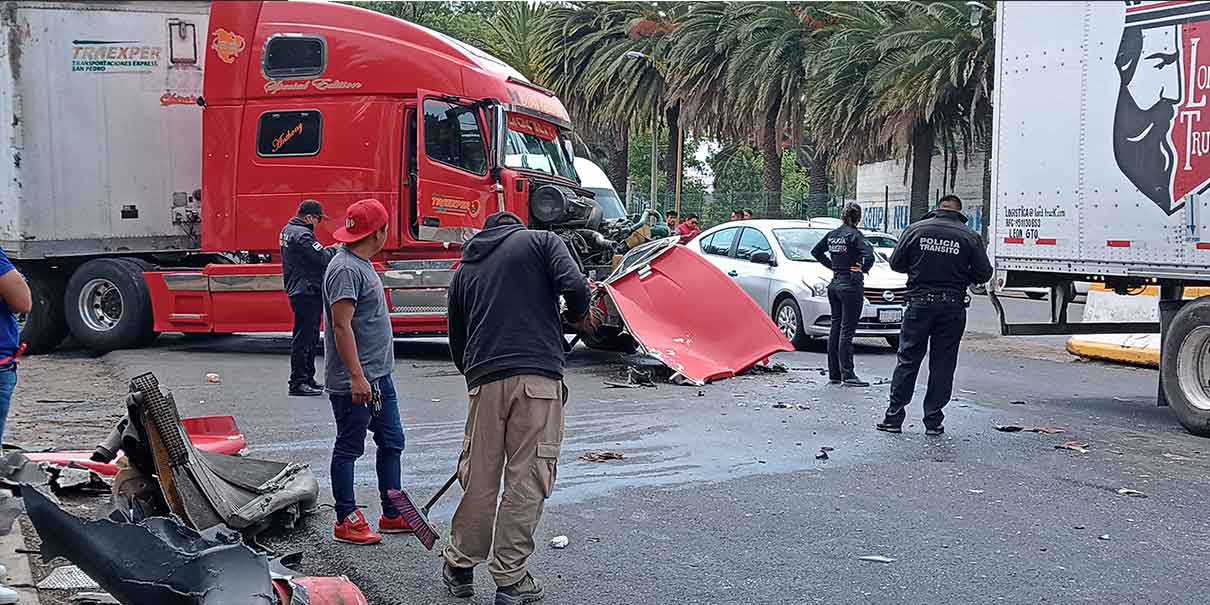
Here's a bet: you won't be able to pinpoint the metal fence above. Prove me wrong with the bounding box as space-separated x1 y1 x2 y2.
628 192 840 228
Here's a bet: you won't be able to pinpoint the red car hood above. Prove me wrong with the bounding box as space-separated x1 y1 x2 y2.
604 240 793 384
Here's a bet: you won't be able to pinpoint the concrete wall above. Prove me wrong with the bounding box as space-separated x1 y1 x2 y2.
855 152 987 236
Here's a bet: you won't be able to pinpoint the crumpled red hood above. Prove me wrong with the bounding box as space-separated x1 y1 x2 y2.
605 243 793 384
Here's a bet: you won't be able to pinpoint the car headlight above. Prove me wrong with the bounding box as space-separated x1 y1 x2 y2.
803 276 829 298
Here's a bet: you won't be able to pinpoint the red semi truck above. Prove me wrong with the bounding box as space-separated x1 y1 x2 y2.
2 0 631 352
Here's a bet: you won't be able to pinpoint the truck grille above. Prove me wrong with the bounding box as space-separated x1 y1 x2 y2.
864 288 906 305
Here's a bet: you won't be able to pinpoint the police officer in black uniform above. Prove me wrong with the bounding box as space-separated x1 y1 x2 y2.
811 203 875 387
281 200 335 396
877 195 993 435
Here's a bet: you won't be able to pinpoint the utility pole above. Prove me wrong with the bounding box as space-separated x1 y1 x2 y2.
674 126 684 215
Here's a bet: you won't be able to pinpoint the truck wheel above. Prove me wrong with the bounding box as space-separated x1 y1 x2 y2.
115 258 158 345
775 297 810 351
1162 296 1210 436
64 258 154 352
19 270 67 354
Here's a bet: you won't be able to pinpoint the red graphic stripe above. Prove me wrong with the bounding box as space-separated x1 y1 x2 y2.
1196 243 1210 250
1107 240 1132 248
1035 238 1057 246
1127 0 1196 13
1003 237 1024 245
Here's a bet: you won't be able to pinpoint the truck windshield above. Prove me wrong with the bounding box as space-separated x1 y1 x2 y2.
504 128 578 181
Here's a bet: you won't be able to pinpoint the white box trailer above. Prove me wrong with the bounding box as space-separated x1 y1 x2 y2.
990 0 1210 434
0 1 210 351
0 1 208 257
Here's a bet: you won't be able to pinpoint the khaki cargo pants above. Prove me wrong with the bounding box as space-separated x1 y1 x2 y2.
442 374 566 586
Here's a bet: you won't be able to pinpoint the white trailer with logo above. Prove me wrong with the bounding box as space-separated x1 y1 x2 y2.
989 0 1210 435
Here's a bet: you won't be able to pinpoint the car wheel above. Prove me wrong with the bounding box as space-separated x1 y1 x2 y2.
774 297 810 351
885 335 900 350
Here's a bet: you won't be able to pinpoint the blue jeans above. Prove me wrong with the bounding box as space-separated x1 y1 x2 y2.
329 374 404 522
0 367 17 444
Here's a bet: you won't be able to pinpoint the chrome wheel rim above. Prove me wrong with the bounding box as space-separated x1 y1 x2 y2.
1177 326 1210 411
776 303 798 341
78 278 123 332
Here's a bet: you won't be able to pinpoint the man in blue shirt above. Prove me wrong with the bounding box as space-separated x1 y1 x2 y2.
0 248 31 444
0 247 30 605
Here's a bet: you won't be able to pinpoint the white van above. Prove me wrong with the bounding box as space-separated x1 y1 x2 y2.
574 157 628 221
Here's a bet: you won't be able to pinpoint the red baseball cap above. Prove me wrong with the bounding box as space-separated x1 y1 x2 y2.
332 199 389 243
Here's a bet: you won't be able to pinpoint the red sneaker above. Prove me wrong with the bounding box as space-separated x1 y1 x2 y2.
333 511 382 545
379 514 414 534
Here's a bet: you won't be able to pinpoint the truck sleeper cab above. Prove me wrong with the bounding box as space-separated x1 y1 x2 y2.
8 0 609 353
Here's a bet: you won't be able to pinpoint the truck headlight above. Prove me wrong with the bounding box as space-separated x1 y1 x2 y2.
803 276 829 298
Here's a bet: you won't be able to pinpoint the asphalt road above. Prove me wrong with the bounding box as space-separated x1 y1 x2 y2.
97 294 1210 604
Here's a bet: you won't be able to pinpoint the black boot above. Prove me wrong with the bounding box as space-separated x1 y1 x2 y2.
875 421 902 433
495 573 544 605
443 563 474 598
288 384 324 397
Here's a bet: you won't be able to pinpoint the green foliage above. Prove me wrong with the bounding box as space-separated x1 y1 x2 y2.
347 0 996 208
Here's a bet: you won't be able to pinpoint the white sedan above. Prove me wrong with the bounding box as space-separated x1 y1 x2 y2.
689 220 907 350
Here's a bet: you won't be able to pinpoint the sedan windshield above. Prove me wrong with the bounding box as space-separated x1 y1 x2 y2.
867 235 899 249
504 129 578 181
585 187 627 220
772 228 830 261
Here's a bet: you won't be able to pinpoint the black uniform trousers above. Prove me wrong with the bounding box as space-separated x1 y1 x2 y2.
826 272 864 381
288 293 323 389
884 301 967 429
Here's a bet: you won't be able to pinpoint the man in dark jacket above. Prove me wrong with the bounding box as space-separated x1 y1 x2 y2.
878 195 994 436
441 212 596 604
280 200 335 396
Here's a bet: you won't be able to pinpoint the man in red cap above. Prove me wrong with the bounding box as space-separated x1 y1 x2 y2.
322 199 409 545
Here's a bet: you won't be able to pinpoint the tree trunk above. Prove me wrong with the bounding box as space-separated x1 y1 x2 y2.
761 97 783 216
908 121 935 223
806 144 830 218
663 104 680 201
606 126 629 198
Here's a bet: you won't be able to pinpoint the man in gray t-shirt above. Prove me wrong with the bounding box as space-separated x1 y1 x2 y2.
323 249 394 393
322 199 408 546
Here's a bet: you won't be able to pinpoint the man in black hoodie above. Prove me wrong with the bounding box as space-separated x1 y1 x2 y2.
878 195 993 436
442 212 594 604
280 200 335 397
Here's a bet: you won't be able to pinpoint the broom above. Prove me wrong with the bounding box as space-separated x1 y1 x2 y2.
386 471 459 550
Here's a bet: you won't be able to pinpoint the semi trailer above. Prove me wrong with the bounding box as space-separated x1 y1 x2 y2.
1 0 637 353
989 0 1210 435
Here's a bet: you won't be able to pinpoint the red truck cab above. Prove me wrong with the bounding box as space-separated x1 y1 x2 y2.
146 0 587 340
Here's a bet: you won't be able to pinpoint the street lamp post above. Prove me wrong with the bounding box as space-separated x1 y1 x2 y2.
626 50 683 213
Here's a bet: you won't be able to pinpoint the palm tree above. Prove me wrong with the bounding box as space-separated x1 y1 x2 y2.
870 1 995 221
807 1 994 222
484 2 551 82
538 2 674 197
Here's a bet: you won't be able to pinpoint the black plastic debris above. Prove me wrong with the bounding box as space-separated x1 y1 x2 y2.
22 484 277 604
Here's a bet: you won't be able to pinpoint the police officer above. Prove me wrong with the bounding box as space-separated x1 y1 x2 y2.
878 195 993 435
281 200 335 397
811 202 875 387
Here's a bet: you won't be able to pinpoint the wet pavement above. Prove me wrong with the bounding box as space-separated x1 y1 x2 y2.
81 295 1210 604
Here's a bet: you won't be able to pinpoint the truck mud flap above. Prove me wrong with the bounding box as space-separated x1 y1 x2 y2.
603 238 793 384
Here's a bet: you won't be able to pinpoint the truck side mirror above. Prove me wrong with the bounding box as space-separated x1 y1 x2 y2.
491 104 507 171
